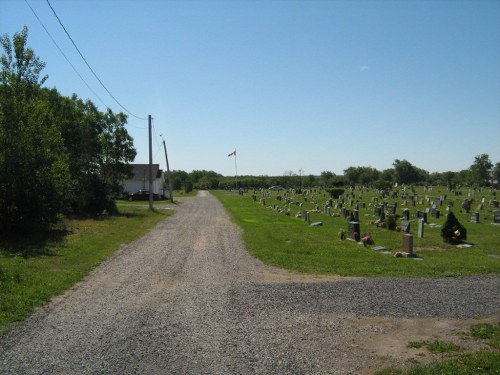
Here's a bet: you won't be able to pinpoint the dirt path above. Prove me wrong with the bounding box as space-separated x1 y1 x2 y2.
0 191 498 374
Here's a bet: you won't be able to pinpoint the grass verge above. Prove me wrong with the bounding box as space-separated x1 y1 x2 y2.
378 323 500 374
0 205 172 334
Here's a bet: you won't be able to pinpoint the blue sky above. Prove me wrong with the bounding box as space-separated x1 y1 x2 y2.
2 0 499 176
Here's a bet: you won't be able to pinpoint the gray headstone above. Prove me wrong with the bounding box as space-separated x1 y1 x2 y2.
470 212 480 223
403 233 414 256
401 219 411 233
418 218 425 238
310 221 323 227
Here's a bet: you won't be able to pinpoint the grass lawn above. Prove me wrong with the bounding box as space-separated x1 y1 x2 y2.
0 205 173 334
212 187 500 277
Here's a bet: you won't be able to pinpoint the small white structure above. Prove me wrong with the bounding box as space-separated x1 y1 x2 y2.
123 164 164 196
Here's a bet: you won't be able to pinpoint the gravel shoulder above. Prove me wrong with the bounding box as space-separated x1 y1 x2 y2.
0 191 498 374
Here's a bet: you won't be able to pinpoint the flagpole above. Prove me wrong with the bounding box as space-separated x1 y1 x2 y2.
234 150 238 190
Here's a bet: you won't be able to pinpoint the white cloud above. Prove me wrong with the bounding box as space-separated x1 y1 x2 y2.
360 65 369 71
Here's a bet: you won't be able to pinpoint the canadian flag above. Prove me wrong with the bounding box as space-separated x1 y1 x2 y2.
228 150 236 157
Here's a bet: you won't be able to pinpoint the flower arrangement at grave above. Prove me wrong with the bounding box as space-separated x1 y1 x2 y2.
441 212 467 244
361 233 374 247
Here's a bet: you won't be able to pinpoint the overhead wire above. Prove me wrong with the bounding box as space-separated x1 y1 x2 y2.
45 0 148 121
24 0 108 109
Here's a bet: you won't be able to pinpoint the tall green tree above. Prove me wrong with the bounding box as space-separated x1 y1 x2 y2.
468 154 493 186
392 159 427 185
0 27 70 233
493 162 500 185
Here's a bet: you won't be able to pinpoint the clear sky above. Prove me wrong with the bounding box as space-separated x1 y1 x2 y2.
2 0 499 177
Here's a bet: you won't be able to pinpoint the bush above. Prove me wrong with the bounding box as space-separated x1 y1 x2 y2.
441 211 467 244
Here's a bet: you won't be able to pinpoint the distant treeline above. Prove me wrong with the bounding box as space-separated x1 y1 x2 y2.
169 156 500 191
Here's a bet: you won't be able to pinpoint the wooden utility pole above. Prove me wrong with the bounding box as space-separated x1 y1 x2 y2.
148 115 153 210
161 137 174 202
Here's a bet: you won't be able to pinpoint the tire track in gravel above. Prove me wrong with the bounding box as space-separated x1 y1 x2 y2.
0 191 498 374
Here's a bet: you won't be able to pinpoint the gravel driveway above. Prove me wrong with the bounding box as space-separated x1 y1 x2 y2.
0 191 498 374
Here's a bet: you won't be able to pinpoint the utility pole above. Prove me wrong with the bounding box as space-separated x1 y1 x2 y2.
148 115 153 210
161 135 174 202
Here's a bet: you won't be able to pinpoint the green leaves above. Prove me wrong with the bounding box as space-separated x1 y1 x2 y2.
0 27 137 233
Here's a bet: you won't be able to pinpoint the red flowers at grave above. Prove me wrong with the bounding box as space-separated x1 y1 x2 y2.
361 234 374 247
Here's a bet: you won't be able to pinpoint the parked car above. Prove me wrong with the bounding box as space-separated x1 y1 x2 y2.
128 190 161 201
268 186 285 191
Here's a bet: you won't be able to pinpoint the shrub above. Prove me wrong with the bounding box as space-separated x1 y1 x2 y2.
441 211 467 244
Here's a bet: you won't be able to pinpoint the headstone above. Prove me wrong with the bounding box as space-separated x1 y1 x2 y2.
348 221 360 241
386 204 396 215
403 234 414 256
477 203 483 211
401 219 411 233
432 209 440 219
353 209 359 222
326 206 331 216
418 218 425 238
493 210 500 224
470 212 480 223
402 210 410 221
305 211 311 225
416 210 427 223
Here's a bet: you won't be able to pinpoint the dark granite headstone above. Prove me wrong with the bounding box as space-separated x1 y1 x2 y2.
348 221 360 241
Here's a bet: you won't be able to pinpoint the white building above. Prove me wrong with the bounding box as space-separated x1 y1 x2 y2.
122 164 164 196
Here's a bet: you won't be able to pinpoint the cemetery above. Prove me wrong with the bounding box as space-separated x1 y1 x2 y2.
214 185 500 277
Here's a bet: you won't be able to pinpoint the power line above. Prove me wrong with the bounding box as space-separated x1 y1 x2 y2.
45 0 147 121
24 0 108 109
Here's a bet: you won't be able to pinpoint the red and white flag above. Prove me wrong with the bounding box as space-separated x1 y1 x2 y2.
228 150 236 157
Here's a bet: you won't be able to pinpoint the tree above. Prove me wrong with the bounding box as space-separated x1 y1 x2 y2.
392 159 427 185
493 162 500 185
0 27 70 233
468 154 493 186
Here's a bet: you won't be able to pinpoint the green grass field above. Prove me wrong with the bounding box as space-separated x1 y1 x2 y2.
212 187 500 277
0 205 172 333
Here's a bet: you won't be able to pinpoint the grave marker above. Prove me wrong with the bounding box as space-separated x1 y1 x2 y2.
403 234 414 257
401 219 411 233
353 209 359 222
348 221 360 241
418 218 425 238
470 212 480 223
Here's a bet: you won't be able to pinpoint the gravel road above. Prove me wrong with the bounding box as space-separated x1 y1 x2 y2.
0 191 499 374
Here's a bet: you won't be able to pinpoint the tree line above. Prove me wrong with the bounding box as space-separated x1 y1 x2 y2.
170 155 499 192
0 27 136 234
